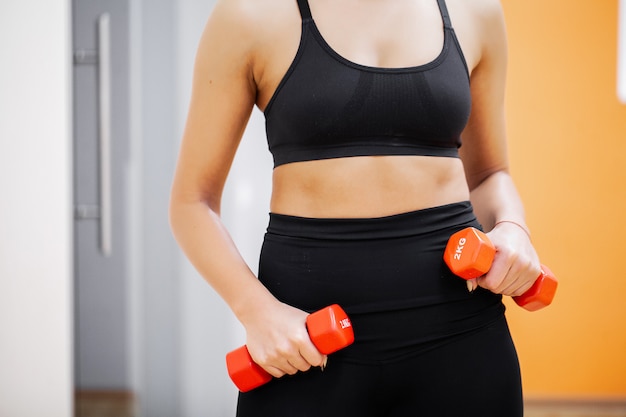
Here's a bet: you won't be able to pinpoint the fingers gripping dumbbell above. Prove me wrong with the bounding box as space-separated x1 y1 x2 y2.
226 304 355 392
443 227 558 311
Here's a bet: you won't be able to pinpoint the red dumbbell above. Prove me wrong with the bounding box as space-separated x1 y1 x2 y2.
443 227 558 311
226 304 354 392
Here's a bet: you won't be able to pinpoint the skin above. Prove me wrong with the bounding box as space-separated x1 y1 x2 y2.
169 0 542 379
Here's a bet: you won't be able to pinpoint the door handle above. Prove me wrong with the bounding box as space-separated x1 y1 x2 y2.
97 13 112 257
74 14 113 256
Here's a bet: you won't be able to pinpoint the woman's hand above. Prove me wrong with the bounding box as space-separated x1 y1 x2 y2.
240 301 327 378
468 222 542 297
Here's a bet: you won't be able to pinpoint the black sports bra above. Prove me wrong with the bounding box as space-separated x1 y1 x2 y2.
264 0 472 168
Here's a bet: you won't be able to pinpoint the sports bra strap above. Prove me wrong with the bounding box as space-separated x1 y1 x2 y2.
296 0 312 20
436 0 453 29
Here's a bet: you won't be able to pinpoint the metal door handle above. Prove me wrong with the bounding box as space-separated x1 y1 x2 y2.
98 13 112 256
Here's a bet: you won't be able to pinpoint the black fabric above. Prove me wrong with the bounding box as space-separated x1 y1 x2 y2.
295 0 312 19
264 0 471 167
436 0 453 28
257 202 505 358
235 202 523 415
236 316 523 417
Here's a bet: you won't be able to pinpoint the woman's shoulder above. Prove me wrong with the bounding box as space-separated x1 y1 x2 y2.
446 0 506 71
463 0 507 55
209 0 299 40
200 0 301 73
201 0 302 99
448 0 503 18
447 0 504 30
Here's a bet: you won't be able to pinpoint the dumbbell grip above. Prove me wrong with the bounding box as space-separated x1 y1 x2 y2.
226 304 354 392
444 227 558 311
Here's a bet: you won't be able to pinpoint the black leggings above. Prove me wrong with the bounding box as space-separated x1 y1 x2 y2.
237 317 522 417
236 202 523 416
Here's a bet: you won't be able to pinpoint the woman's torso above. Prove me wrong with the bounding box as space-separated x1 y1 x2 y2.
251 0 480 218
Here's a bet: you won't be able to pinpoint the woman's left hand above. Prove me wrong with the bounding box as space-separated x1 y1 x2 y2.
468 222 542 297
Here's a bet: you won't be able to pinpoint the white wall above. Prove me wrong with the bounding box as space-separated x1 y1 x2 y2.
0 1 73 416
135 0 182 415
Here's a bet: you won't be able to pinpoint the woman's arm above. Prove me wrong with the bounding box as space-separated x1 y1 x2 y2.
169 0 324 377
459 0 542 296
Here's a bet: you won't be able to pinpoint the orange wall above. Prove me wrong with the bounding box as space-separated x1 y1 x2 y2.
500 0 626 398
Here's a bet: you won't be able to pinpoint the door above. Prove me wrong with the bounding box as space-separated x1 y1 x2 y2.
72 0 131 394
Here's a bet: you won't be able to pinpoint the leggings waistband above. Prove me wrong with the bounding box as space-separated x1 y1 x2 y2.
267 201 477 240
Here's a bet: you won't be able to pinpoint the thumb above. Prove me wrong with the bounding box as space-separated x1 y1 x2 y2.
466 278 479 292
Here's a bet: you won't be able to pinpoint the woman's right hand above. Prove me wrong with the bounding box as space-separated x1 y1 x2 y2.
240 301 327 378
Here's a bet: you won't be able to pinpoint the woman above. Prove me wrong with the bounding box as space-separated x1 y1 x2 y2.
170 0 540 415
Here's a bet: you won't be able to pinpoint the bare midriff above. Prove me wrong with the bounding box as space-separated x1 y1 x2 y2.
270 155 470 218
